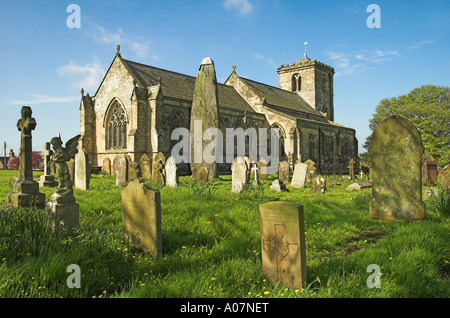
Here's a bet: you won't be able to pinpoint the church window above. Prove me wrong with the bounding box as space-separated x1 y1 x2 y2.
292 74 301 92
106 103 127 149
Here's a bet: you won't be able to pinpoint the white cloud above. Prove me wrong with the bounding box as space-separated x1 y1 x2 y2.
57 57 105 93
9 94 79 105
223 0 254 15
86 24 158 60
254 53 277 68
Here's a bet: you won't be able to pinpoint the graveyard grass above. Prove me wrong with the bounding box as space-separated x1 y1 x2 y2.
0 170 449 298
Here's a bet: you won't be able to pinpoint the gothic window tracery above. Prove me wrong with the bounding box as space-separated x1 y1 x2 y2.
106 103 127 150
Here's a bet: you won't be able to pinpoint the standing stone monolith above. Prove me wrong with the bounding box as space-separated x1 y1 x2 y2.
39 142 58 187
165 156 178 188
290 161 308 188
74 149 90 190
231 156 247 193
7 106 46 208
121 178 162 258
190 57 220 181
369 116 425 220
259 201 307 288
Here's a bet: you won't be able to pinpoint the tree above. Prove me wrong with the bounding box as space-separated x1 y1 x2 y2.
364 85 450 165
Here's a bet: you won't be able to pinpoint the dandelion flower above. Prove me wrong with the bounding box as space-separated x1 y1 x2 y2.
211 277 216 281
317 277 321 283
264 291 270 295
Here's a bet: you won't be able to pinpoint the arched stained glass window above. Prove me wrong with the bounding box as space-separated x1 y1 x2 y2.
106 103 127 150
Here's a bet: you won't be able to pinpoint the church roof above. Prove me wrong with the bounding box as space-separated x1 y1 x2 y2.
122 59 255 113
237 76 325 117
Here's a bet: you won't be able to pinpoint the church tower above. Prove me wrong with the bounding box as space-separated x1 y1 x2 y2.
277 44 335 121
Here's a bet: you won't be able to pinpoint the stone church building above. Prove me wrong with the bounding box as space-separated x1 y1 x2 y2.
79 46 357 176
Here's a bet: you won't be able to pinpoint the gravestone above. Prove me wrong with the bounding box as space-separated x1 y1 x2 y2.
198 167 209 184
259 201 307 288
140 154 151 179
231 156 248 193
152 152 166 185
190 57 220 181
270 179 288 192
74 149 90 190
369 116 425 220
7 106 45 208
128 161 139 182
67 159 75 182
278 161 290 183
348 158 356 181
121 178 162 258
39 142 58 187
290 161 308 188
165 156 179 188
424 161 438 186
257 158 268 180
311 174 326 194
102 158 111 175
244 156 251 182
115 154 128 186
346 180 372 191
326 179 341 186
251 163 260 186
304 159 316 184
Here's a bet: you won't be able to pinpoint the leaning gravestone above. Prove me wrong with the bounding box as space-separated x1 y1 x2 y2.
115 154 128 186
7 106 46 208
102 158 111 175
259 201 307 288
278 161 290 183
231 156 248 193
140 154 151 179
290 161 308 188
257 158 268 180
165 156 178 188
39 142 58 187
121 178 162 258
369 116 425 220
74 149 90 190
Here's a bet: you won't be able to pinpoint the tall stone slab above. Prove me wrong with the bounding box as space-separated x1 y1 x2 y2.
140 154 151 179
165 156 179 188
152 152 166 185
290 161 307 188
7 106 45 208
74 149 90 190
369 116 425 220
190 57 220 181
278 161 290 183
102 158 111 175
121 178 162 258
115 154 128 186
231 156 248 193
259 201 307 288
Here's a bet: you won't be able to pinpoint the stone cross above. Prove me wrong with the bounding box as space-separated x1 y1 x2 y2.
251 163 259 182
42 142 53 175
360 170 364 180
17 106 37 180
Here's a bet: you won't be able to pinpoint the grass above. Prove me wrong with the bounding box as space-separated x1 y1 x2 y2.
0 170 449 298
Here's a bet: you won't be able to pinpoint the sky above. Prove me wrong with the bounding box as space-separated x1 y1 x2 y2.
0 0 449 157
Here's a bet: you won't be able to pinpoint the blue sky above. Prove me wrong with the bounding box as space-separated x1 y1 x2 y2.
0 0 449 157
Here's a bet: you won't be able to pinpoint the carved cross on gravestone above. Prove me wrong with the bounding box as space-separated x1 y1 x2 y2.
263 224 298 282
17 106 37 180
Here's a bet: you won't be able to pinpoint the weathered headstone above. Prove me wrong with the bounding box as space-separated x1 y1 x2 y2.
128 161 139 182
140 154 151 179
102 158 111 175
190 57 220 181
74 149 90 190
304 159 316 184
257 158 268 180
424 161 438 186
244 156 251 182
348 158 356 181
259 201 307 288
290 161 308 188
369 116 425 220
152 152 166 185
270 179 288 192
67 159 75 182
165 156 179 188
39 142 58 187
198 167 209 184
251 163 260 186
326 179 341 186
311 174 326 194
115 154 128 186
7 106 45 208
278 161 290 183
121 178 162 258
346 180 372 191
231 156 248 193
